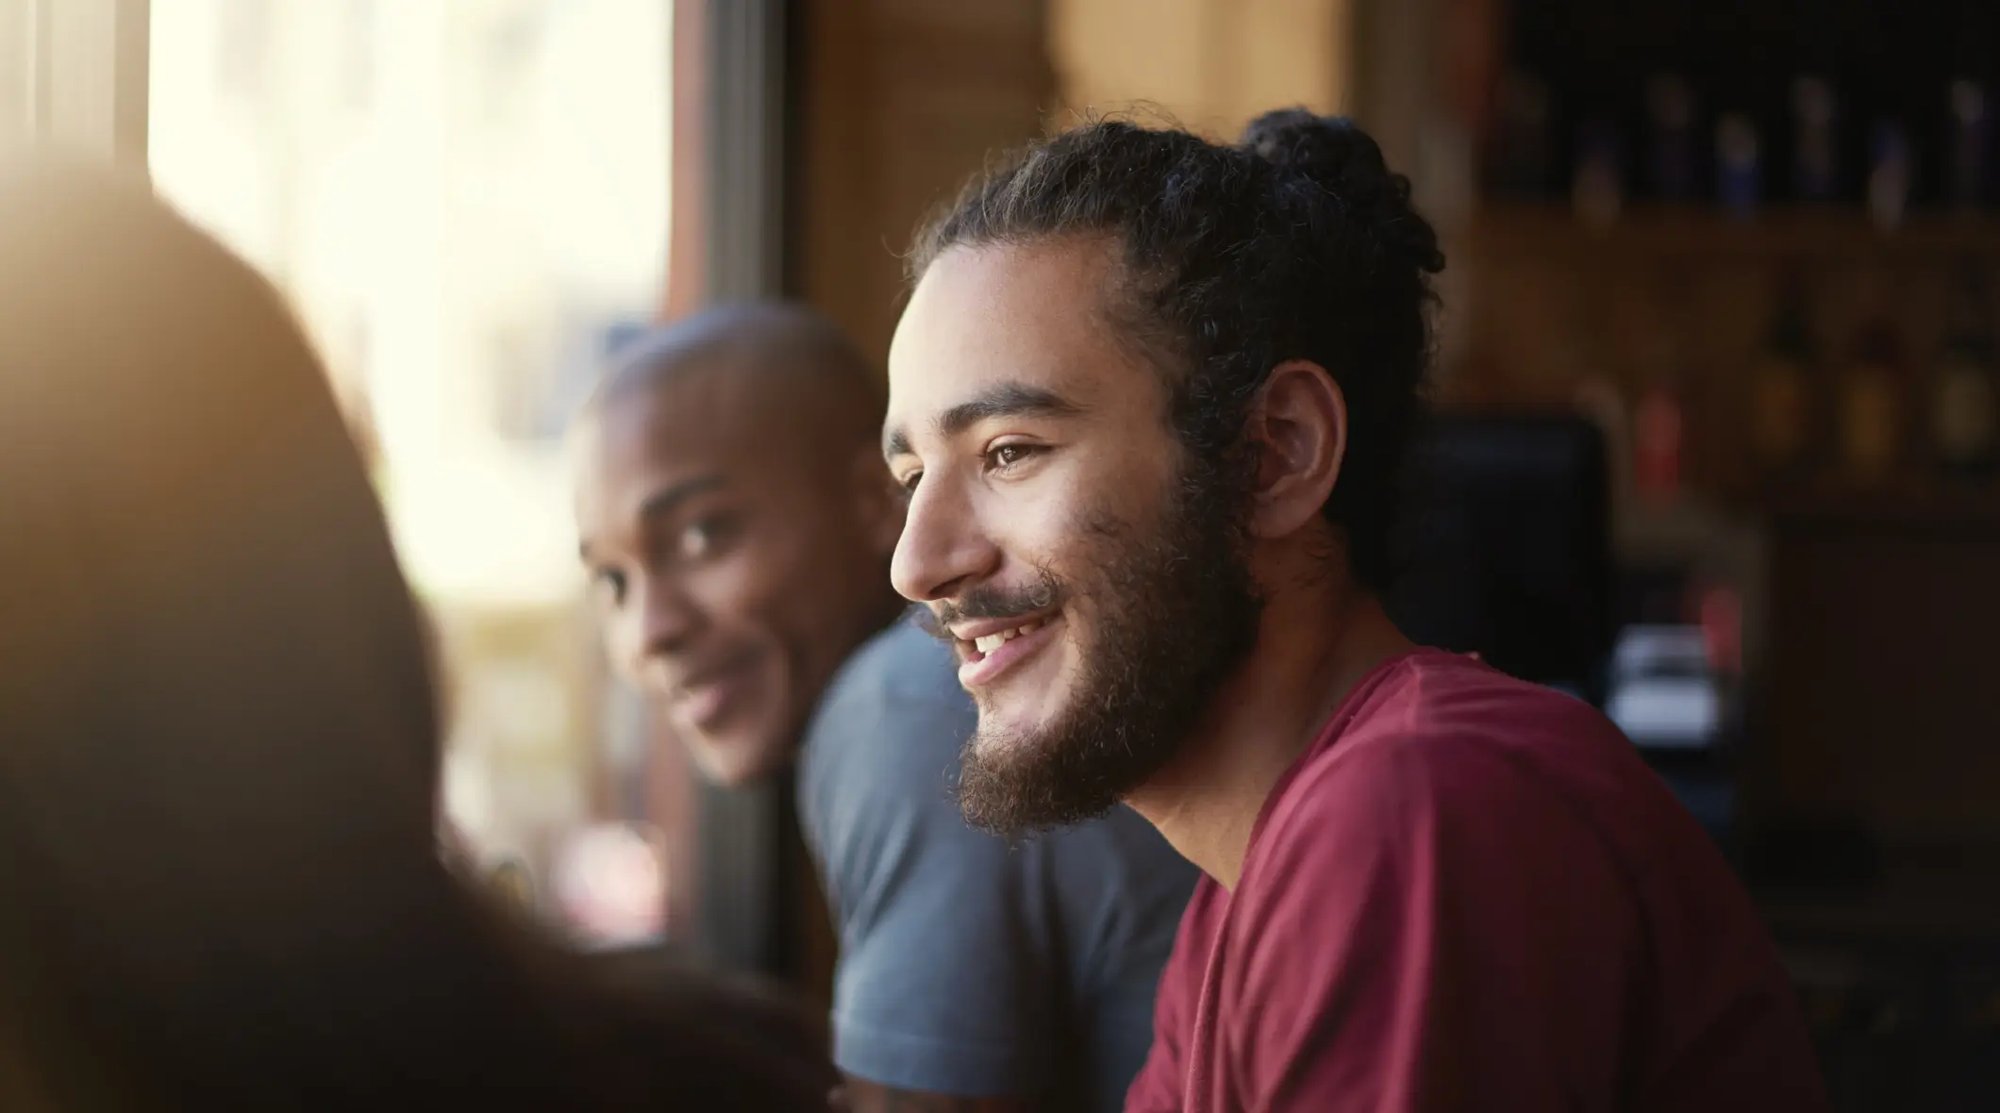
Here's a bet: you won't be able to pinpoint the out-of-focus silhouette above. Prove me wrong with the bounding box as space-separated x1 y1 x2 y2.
0 153 833 1110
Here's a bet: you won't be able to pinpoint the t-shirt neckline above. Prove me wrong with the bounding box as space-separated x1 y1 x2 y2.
1237 647 1458 877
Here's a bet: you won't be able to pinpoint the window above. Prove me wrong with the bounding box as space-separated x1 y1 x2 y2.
148 0 686 948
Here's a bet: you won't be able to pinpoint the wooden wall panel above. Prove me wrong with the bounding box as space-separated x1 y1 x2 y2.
1049 0 1353 139
789 0 1052 368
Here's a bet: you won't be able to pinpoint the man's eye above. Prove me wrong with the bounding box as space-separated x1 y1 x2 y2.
896 469 923 495
677 515 738 560
591 567 628 606
984 442 1041 472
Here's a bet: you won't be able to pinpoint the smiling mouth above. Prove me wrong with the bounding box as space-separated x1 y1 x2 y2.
667 653 759 725
672 655 751 697
956 614 1061 689
966 616 1050 659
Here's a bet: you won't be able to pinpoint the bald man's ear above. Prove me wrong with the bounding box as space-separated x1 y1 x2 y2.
848 444 906 555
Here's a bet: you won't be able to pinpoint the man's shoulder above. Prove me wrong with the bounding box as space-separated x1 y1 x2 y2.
1258 649 1671 876
818 613 969 723
802 614 973 788
843 610 957 682
1326 650 1627 776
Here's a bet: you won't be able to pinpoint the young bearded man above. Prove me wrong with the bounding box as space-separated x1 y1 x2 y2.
572 304 1195 1112
882 112 1828 1112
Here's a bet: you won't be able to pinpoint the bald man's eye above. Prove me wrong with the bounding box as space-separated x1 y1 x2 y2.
590 567 629 608
895 469 923 495
676 514 740 561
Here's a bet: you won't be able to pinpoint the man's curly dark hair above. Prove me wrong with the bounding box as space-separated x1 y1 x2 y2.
909 109 1445 590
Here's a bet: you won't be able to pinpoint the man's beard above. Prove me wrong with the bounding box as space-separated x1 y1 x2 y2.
943 461 1262 837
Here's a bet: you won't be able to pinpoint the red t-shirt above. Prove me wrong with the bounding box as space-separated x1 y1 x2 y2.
1125 650 1825 1113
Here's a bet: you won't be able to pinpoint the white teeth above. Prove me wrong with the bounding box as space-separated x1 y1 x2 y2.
971 619 1046 656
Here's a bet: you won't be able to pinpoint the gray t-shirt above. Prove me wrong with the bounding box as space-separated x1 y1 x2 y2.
798 615 1196 1111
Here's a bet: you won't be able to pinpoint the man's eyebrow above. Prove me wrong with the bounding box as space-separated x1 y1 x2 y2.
883 425 912 462
881 382 1084 461
577 474 725 561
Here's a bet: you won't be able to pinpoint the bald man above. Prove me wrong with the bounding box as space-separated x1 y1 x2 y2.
572 303 1195 1113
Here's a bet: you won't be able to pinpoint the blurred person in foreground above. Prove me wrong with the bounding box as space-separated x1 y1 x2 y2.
883 111 1828 1112
572 304 1196 1112
0 153 832 1111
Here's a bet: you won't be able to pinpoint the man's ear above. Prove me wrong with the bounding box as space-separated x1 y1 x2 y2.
848 443 907 555
1243 359 1347 540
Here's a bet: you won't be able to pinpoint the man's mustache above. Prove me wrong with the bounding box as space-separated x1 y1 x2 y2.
920 569 1063 641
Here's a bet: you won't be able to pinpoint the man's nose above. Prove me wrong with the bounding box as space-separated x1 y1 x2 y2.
634 575 702 661
891 476 1000 604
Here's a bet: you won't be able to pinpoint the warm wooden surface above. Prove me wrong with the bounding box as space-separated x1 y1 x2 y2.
789 0 1053 369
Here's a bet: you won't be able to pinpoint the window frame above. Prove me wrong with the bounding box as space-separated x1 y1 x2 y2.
34 0 795 977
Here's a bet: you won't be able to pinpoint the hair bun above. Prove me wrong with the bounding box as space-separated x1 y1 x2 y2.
1242 109 1377 182
1240 108 1444 275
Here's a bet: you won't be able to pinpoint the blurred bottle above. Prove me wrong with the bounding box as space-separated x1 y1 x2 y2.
1749 273 1816 484
1930 264 1999 479
1837 317 1909 488
1574 117 1625 229
1867 120 1912 232
1633 308 1687 503
1574 371 1633 508
1715 112 1762 219
1647 73 1699 202
1696 582 1744 680
1946 79 1991 210
1634 378 1685 502
1792 75 1840 203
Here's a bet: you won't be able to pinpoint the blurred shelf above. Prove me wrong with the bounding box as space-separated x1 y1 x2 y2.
1759 487 2000 537
1467 203 2000 263
1606 485 2000 549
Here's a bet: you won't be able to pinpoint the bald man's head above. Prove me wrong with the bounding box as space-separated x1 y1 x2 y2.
573 303 906 786
588 302 882 453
